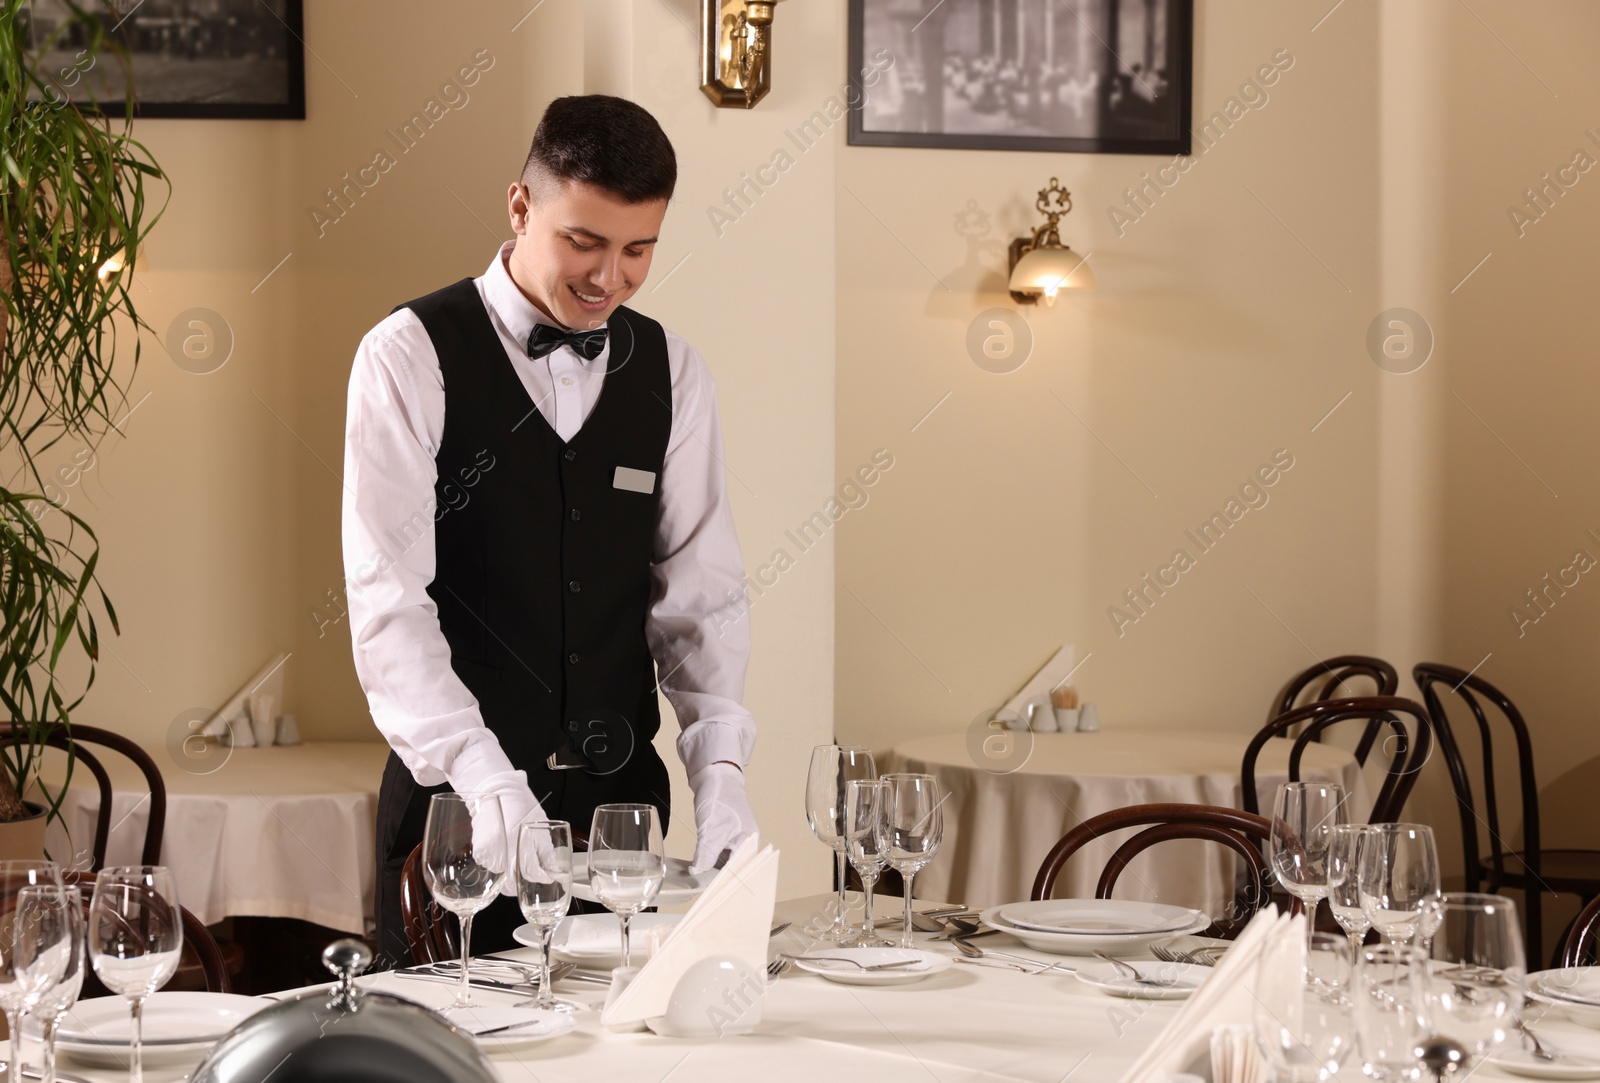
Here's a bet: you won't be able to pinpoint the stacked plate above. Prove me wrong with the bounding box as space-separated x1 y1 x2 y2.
37 992 272 1068
1530 969 1600 1030
570 855 715 906
978 899 1210 956
518 911 684 969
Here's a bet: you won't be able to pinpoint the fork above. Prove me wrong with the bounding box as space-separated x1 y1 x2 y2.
1151 944 1210 967
1517 1018 1559 1062
949 938 1076 974
1092 950 1181 987
776 953 926 972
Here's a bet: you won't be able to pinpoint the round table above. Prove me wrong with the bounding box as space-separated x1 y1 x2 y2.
885 729 1369 916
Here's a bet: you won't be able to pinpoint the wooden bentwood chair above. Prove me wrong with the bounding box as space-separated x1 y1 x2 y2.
1269 656 1400 766
61 870 230 995
1030 803 1275 940
1242 696 1433 824
1414 662 1600 963
1562 894 1600 968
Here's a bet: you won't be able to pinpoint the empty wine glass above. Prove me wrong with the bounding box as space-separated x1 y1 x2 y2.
1352 944 1427 1082
24 886 83 1083
843 779 891 948
588 804 665 970
514 820 576 1013
88 866 182 1083
805 745 876 943
0 864 66 1083
1359 823 1441 947
1269 782 1347 954
1328 824 1373 955
422 792 505 1009
876 773 943 951
1254 929 1354 1081
1420 892 1525 1071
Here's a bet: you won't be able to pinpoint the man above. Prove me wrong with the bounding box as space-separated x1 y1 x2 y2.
342 95 758 966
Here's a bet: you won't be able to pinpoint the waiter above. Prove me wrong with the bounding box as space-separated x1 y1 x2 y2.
342 95 758 965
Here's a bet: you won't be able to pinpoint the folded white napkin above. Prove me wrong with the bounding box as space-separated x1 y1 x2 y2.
1002 644 1076 716
601 837 778 1027
1116 906 1302 1083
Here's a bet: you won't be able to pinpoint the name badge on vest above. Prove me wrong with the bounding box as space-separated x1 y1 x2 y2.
613 466 656 495
545 708 636 776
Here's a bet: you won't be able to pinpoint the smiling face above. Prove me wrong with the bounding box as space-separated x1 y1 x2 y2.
505 178 666 331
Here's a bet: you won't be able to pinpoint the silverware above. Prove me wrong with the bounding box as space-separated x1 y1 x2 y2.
1092 949 1180 987
0 1064 92 1083
777 953 925 972
770 921 792 937
1151 944 1211 967
470 1018 561 1038
932 925 999 942
949 938 1075 974
878 905 970 930
766 956 793 978
1517 1018 1558 1062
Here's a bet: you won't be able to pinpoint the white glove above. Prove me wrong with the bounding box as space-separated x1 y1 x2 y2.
689 762 758 874
463 770 546 896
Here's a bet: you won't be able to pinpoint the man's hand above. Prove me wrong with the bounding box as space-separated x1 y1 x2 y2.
466 770 546 896
689 762 758 874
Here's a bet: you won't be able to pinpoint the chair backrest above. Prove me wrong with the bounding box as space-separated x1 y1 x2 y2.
1270 656 1400 763
1411 664 1539 898
1562 894 1600 968
0 722 167 871
1030 802 1274 939
1242 696 1432 824
64 870 230 994
400 842 458 965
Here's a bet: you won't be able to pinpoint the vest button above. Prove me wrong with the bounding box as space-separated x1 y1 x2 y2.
563 449 577 462
568 652 579 664
568 580 581 593
570 508 581 521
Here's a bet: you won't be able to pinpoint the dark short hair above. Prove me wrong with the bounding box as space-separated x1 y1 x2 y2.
521 95 676 204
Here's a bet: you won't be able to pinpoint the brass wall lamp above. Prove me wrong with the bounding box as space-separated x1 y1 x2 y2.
1008 177 1095 306
700 0 785 108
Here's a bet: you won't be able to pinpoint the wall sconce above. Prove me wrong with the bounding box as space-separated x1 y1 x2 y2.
700 0 784 109
1007 177 1095 306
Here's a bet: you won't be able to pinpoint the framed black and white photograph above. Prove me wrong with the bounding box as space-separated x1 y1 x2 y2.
849 0 1192 155
23 0 305 119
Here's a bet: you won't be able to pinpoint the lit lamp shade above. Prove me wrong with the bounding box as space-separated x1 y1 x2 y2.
1008 245 1095 305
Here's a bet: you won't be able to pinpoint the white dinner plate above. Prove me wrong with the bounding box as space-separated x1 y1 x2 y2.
45 992 271 1046
979 904 1211 956
1490 1049 1600 1080
517 912 683 969
1072 959 1208 1000
1539 969 1600 1008
570 855 715 906
790 947 952 986
1532 972 1600 1030
998 900 1203 936
448 1006 577 1052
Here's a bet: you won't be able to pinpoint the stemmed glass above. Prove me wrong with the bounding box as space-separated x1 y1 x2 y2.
1253 929 1354 1081
1328 824 1373 956
23 886 83 1083
805 745 876 943
0 864 67 1083
876 773 943 951
588 804 665 970
843 779 891 948
1419 892 1525 1075
514 820 577 1013
1268 782 1347 954
422 792 505 1010
1352 944 1428 1082
88 866 182 1083
1358 823 1441 947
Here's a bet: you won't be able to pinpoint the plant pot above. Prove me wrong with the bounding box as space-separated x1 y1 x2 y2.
0 802 47 861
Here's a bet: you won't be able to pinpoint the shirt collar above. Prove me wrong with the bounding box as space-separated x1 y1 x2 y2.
481 240 609 367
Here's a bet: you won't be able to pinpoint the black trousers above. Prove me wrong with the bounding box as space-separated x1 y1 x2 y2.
371 749 671 970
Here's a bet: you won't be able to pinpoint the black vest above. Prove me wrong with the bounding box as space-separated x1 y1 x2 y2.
395 279 671 777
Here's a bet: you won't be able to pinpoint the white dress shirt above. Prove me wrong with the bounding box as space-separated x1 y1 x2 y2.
342 240 755 797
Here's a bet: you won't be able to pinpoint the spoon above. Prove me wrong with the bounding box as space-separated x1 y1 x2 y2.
949 938 1075 974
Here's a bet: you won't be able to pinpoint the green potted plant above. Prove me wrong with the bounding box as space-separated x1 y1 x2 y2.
0 0 167 856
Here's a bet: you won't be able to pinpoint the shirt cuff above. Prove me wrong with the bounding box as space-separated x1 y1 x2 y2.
677 720 754 777
441 734 521 795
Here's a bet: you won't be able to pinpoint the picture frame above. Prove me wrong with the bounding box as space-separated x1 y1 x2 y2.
24 0 306 120
848 0 1193 155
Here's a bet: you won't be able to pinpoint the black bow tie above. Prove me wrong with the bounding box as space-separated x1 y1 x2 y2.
527 322 608 361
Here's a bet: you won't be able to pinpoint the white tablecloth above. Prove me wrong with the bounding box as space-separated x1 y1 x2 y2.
43 742 389 933
886 730 1370 916
24 893 1561 1082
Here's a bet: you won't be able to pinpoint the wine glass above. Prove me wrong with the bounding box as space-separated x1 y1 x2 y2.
1352 944 1427 1082
514 820 576 1013
24 886 83 1083
0 864 66 1083
1268 782 1347 954
1253 929 1354 1081
88 866 182 1083
876 773 943 951
843 779 891 948
1328 824 1373 956
1419 892 1524 1072
805 745 876 943
422 792 505 1009
588 804 665 970
1358 823 1441 947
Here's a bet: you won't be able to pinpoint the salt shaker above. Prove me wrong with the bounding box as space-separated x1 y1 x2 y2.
1076 703 1100 732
